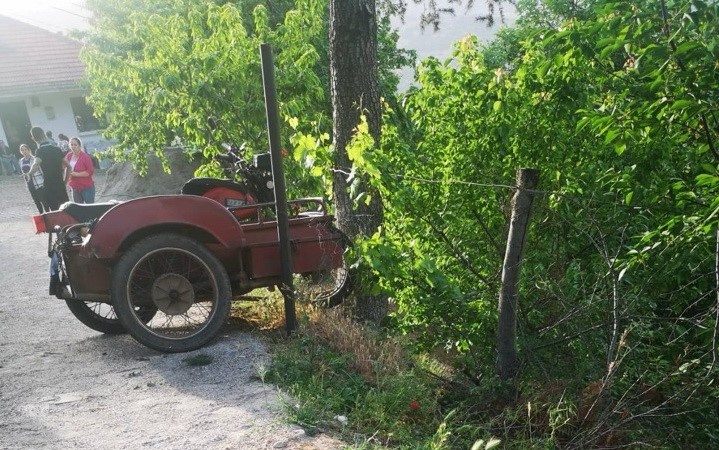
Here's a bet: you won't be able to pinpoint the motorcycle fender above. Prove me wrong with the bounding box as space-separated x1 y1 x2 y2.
82 195 245 259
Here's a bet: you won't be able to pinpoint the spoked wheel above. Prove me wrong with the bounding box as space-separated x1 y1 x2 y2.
65 300 125 334
65 299 157 335
111 233 231 353
296 260 352 308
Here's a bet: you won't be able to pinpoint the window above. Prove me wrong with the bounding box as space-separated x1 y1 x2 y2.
69 97 102 132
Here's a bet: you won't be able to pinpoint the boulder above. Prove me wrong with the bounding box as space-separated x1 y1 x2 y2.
101 147 202 200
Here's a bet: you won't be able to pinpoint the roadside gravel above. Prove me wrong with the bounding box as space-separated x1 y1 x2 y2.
0 172 343 450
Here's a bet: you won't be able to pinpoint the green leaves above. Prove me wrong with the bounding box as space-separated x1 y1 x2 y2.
374 4 719 438
82 0 326 172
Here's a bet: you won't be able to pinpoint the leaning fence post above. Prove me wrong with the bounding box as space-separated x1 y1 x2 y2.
497 168 540 381
260 43 297 335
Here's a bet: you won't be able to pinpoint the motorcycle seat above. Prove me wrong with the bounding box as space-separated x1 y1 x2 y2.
60 201 121 223
181 177 250 196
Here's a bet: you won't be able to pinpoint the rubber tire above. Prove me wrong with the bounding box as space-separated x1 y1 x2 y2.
312 265 353 308
64 300 126 335
295 258 353 308
111 233 231 353
312 227 353 307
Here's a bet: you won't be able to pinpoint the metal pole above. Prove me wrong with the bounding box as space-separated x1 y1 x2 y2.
260 43 296 335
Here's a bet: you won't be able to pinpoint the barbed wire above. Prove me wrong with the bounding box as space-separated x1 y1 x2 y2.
384 171 716 217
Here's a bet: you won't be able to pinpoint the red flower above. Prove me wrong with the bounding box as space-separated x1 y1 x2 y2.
409 401 420 411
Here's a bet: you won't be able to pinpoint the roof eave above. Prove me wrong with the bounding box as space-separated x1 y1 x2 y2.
0 80 85 99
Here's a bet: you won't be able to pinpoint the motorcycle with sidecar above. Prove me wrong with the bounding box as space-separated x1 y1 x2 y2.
33 151 350 353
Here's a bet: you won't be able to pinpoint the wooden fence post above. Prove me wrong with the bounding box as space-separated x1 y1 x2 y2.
497 168 540 380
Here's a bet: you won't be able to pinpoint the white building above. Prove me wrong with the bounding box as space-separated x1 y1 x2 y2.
0 14 109 156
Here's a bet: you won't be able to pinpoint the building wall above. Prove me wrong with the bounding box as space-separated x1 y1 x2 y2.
25 91 80 140
0 90 112 155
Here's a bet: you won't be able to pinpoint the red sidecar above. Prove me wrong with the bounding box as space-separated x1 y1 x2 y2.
35 193 349 353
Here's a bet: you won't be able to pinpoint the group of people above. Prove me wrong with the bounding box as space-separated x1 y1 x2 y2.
9 126 96 214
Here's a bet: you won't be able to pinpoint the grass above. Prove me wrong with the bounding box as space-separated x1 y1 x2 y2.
228 292 572 449
267 315 442 447
234 293 478 449
228 291 607 449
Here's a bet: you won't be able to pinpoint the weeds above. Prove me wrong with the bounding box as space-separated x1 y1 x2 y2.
231 289 705 448
267 306 445 447
305 308 406 383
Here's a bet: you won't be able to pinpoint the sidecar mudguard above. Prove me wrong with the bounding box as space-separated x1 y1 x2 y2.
33 201 121 233
81 195 245 260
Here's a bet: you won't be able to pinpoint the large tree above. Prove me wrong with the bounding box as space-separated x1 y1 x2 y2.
326 0 517 320
329 0 383 240
82 0 327 176
328 0 389 321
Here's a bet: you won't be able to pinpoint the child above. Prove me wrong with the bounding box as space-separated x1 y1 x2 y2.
19 144 47 214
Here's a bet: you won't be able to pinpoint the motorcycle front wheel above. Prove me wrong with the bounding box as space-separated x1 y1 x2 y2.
64 300 125 334
65 299 158 335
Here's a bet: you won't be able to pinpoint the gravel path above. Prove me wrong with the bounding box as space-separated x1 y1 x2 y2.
0 172 342 450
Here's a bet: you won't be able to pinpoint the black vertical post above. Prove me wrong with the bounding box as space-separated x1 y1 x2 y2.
260 43 296 335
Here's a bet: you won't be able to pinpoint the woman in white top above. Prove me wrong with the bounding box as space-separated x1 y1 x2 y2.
19 143 47 213
57 133 71 155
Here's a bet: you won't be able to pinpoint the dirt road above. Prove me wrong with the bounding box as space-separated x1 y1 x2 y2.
0 173 341 450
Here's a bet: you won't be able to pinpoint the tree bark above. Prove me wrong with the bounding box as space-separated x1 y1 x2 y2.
330 0 383 240
497 168 539 381
329 0 387 323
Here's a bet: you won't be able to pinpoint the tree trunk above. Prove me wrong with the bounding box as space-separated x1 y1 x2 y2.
329 0 387 322
497 168 539 380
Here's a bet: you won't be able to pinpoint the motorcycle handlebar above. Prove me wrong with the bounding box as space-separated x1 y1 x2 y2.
216 144 252 174
216 142 244 162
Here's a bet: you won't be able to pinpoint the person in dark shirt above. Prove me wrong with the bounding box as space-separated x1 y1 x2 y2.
26 126 69 211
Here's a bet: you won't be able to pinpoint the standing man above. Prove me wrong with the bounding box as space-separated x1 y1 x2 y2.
26 126 69 211
45 130 57 145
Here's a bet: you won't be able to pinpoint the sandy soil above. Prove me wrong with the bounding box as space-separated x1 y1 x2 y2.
0 169 344 450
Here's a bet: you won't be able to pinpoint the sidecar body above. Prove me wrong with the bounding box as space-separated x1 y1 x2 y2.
35 193 348 352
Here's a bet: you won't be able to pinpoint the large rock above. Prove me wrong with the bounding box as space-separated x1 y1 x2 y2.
101 147 202 200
